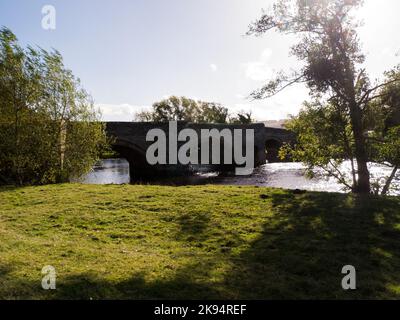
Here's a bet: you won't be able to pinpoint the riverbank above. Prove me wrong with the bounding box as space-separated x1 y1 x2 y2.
0 184 399 299
78 159 400 196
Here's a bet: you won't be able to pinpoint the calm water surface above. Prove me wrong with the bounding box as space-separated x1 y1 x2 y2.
77 159 400 196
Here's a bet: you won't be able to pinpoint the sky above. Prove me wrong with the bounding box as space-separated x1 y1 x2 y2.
0 0 399 121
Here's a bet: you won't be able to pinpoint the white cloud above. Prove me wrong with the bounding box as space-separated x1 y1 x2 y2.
96 103 150 122
210 63 218 72
230 84 309 121
235 93 246 99
253 85 309 120
162 93 173 100
242 48 274 81
232 103 252 112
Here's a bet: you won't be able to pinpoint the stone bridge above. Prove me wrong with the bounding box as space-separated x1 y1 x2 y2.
105 122 295 179
264 127 296 163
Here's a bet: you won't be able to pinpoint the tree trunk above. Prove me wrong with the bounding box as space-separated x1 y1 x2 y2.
349 101 371 194
343 52 371 194
340 117 357 191
381 165 398 196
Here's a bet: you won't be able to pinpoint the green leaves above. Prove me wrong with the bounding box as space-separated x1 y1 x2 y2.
136 96 251 124
247 0 400 194
282 101 356 191
0 28 107 185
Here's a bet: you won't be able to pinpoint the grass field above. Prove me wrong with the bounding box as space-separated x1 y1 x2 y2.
0 184 400 299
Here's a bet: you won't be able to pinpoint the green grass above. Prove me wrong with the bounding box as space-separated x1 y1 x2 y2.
0 184 399 299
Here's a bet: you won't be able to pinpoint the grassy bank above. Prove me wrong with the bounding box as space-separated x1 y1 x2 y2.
0 184 399 299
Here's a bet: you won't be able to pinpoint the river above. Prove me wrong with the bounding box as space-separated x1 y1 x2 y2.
76 159 399 196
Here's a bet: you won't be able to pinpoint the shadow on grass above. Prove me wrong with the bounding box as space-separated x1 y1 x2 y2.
0 264 220 300
2 191 400 299
0 185 20 193
224 192 400 299
176 212 211 242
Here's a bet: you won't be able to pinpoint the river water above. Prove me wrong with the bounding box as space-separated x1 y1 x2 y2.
77 159 400 196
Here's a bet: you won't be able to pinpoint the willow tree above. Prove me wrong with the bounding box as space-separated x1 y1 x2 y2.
0 27 107 185
0 28 43 184
247 0 400 194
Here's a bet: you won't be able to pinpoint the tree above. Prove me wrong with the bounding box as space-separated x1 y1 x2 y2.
229 111 254 124
247 0 400 194
364 68 400 195
0 27 107 185
136 96 201 122
281 101 358 192
136 96 252 124
374 127 400 195
282 67 400 195
380 67 400 132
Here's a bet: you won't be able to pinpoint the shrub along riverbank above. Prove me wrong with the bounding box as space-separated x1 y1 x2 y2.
0 184 399 299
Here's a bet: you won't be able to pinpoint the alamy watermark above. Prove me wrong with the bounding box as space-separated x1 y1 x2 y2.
41 5 56 30
145 121 255 175
341 265 356 290
41 265 56 290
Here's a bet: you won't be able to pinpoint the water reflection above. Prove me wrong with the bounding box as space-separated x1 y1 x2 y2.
76 158 130 185
77 159 399 196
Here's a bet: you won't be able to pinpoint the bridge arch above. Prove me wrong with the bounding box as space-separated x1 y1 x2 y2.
110 139 152 179
265 138 283 163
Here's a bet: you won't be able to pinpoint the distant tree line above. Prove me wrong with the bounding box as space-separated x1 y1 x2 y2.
0 28 107 185
135 96 253 124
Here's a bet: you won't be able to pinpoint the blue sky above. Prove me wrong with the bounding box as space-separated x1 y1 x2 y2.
1 0 399 121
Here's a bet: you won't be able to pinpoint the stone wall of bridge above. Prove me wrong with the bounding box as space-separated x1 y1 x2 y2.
105 122 295 178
